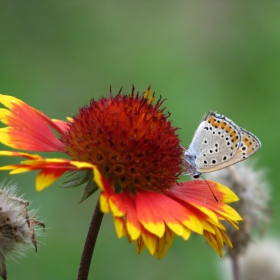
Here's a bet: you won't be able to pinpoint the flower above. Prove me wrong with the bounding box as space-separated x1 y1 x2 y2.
0 181 44 280
0 87 242 259
206 161 271 257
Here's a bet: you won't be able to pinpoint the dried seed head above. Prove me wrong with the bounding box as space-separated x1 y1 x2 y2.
240 239 280 280
220 238 280 280
0 182 45 280
206 161 271 257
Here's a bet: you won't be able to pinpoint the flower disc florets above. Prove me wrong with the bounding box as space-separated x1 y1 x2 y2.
62 87 182 192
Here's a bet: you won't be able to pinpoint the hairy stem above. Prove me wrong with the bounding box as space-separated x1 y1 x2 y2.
77 199 104 280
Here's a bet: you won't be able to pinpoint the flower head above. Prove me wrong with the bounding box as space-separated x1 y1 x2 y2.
0 88 242 258
0 181 44 280
62 87 182 192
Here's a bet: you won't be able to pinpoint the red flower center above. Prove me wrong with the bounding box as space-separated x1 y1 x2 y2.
62 88 183 192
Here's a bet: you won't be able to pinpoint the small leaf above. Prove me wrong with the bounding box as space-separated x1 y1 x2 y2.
61 170 91 188
78 179 99 204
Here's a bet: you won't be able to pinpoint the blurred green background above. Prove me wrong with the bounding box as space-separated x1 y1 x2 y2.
0 2 279 280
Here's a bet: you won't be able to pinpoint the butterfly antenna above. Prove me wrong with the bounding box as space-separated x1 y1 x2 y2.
200 175 218 202
203 180 206 204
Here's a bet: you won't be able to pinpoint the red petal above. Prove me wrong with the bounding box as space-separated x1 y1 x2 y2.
0 94 66 151
36 168 67 191
110 192 142 240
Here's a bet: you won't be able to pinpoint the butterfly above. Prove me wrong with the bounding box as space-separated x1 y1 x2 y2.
182 112 261 179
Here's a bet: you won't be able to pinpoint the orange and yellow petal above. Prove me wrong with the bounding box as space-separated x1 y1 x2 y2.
113 216 127 238
204 223 233 256
110 192 142 240
98 179 242 258
0 150 43 160
135 235 145 254
0 154 102 191
170 180 242 222
0 94 69 152
36 168 67 191
135 191 204 237
154 227 174 259
133 224 175 259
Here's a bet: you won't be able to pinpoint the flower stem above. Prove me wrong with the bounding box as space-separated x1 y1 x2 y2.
231 255 241 280
0 254 7 280
77 199 104 280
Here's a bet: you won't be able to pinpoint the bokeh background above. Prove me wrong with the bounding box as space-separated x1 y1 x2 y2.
0 2 279 280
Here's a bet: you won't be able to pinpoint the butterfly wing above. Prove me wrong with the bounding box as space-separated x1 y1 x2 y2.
189 112 242 173
205 127 261 170
185 112 261 175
